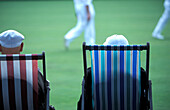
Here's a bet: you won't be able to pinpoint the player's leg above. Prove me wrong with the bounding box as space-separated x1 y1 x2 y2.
64 5 87 48
152 2 170 40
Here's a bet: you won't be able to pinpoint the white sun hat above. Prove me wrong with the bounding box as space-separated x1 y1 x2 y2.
0 30 24 48
103 34 129 45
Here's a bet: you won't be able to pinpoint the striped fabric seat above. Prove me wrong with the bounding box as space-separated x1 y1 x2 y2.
90 45 141 110
0 54 39 110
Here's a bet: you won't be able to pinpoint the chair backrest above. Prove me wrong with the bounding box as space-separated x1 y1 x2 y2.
0 53 46 110
83 42 150 110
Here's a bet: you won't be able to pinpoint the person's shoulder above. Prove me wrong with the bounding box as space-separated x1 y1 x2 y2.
140 67 146 74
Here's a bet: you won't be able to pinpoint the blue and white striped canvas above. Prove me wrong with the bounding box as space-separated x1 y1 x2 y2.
90 45 141 110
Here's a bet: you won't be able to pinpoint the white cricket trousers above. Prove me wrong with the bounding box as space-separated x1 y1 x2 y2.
64 3 95 45
153 1 170 35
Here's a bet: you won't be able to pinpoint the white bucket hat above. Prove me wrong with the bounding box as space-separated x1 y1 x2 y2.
0 30 24 48
103 34 129 45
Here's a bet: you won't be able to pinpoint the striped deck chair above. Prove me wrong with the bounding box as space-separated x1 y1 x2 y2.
82 42 153 110
0 52 50 110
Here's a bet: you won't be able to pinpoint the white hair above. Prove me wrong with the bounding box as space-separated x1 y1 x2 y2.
103 34 129 45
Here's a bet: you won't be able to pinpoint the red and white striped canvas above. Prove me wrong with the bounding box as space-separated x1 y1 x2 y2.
0 54 38 110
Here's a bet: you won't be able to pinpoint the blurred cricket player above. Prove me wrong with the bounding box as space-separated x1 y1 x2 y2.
152 0 170 40
64 0 95 49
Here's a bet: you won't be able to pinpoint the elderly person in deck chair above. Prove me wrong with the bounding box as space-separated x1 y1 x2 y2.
0 30 54 110
77 34 147 110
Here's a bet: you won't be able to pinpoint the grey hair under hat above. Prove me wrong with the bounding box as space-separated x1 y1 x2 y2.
0 30 24 48
103 34 129 45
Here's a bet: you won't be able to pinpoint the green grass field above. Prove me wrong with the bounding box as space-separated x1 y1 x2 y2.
0 0 170 110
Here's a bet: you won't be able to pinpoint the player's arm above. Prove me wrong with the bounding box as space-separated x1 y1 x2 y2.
86 5 91 21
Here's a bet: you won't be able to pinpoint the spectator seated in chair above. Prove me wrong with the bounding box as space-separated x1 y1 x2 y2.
77 34 147 110
0 30 55 110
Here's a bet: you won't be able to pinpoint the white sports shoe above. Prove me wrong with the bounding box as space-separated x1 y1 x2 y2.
152 33 164 40
64 38 70 50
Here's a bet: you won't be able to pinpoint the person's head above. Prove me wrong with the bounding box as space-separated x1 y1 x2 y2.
0 30 24 54
103 34 129 45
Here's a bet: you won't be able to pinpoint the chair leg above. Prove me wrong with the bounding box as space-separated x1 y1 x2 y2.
149 80 153 110
46 80 50 110
81 78 85 110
